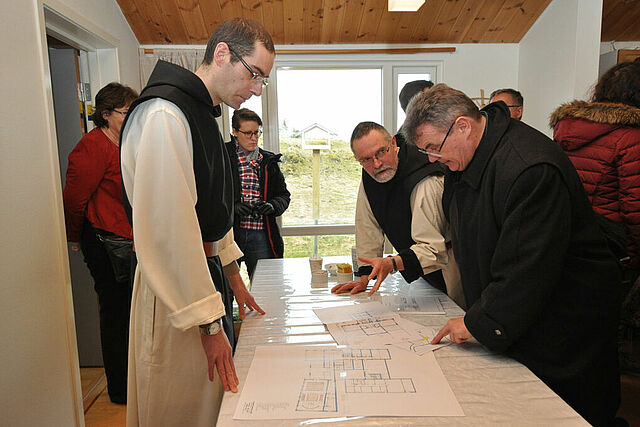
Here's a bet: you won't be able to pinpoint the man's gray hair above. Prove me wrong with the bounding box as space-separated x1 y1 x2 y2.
402 84 481 146
350 121 391 152
490 88 523 106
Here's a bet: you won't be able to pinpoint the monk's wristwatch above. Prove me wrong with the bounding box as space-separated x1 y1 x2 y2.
199 318 223 335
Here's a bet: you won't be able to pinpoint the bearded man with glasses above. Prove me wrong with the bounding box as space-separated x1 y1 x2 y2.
403 84 621 427
332 121 464 308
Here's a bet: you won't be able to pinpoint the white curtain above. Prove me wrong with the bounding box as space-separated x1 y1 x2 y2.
139 48 206 88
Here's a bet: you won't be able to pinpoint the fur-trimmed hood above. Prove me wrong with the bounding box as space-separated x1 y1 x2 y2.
550 100 640 128
550 100 640 151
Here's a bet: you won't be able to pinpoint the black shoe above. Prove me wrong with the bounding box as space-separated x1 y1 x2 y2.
109 395 126 404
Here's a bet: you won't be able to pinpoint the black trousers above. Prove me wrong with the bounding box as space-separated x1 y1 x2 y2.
80 220 132 404
206 255 236 351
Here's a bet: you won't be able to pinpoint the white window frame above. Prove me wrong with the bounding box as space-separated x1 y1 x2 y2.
392 65 439 133
222 55 443 237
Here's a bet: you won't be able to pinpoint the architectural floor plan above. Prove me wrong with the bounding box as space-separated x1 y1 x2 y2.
234 344 464 420
297 347 414 413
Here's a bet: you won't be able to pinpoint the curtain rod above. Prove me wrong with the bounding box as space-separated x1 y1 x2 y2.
143 47 455 55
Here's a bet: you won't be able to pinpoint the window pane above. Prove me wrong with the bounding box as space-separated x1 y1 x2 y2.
284 235 355 258
277 68 382 226
396 72 431 132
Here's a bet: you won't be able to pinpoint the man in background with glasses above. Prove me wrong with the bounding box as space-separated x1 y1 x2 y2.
332 121 464 309
403 84 621 426
489 88 524 121
120 18 274 426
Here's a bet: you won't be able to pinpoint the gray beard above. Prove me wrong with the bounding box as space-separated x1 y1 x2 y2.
373 167 397 183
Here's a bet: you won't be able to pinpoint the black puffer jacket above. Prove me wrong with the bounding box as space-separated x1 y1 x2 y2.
225 138 291 257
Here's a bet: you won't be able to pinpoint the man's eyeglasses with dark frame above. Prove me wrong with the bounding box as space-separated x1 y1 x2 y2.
416 120 455 158
226 44 269 87
357 141 391 167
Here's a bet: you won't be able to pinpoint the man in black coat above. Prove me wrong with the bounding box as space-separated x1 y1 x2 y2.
402 84 621 427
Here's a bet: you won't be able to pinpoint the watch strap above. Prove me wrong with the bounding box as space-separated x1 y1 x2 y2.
199 318 223 335
387 255 398 273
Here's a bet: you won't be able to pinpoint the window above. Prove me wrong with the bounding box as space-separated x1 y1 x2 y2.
276 68 382 229
393 67 437 133
219 56 442 258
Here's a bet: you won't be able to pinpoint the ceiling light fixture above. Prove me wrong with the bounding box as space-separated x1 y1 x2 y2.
388 0 425 12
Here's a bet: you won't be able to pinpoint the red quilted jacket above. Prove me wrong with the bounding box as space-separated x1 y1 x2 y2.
551 100 640 267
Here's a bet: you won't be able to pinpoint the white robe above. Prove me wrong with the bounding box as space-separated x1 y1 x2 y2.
121 98 241 426
355 175 465 308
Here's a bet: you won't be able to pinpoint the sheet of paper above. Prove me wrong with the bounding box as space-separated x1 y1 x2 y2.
326 315 448 354
326 314 417 345
234 344 464 420
375 295 445 314
313 301 392 324
390 325 451 356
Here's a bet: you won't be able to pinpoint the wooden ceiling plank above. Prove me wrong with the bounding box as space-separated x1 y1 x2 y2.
218 0 245 21
119 0 591 45
609 7 640 42
410 0 447 43
356 0 385 43
601 0 624 22
283 0 305 44
429 0 467 43
262 0 285 44
303 0 324 44
198 0 224 36
175 0 210 44
390 11 420 43
447 0 487 43
138 0 184 44
602 1 640 41
115 0 154 44
510 0 552 42
320 0 347 44
374 9 395 42
461 0 505 43
339 0 367 43
240 0 264 23
481 0 527 43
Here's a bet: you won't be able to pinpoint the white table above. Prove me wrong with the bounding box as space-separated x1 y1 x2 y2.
217 257 588 426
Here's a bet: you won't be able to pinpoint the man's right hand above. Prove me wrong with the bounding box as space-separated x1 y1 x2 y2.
234 201 253 217
331 275 370 294
200 330 238 393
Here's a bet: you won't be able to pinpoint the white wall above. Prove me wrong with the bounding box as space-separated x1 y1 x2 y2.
0 0 138 425
519 0 603 136
438 43 519 102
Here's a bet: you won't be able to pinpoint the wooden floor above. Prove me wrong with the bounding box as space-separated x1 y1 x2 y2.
81 368 126 426
81 367 639 426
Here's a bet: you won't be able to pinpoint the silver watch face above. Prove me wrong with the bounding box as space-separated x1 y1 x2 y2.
200 319 222 335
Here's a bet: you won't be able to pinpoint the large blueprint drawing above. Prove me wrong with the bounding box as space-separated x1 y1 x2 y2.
234 344 464 420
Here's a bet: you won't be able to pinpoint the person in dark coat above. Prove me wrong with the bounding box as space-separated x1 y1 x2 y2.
225 108 290 279
402 83 621 427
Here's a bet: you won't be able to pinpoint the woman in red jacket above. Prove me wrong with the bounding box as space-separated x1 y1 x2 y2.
63 82 138 404
551 59 640 369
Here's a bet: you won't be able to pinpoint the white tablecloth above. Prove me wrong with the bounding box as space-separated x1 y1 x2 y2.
216 257 588 426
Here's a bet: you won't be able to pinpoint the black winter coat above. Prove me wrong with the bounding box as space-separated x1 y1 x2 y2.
443 103 620 426
225 139 290 258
